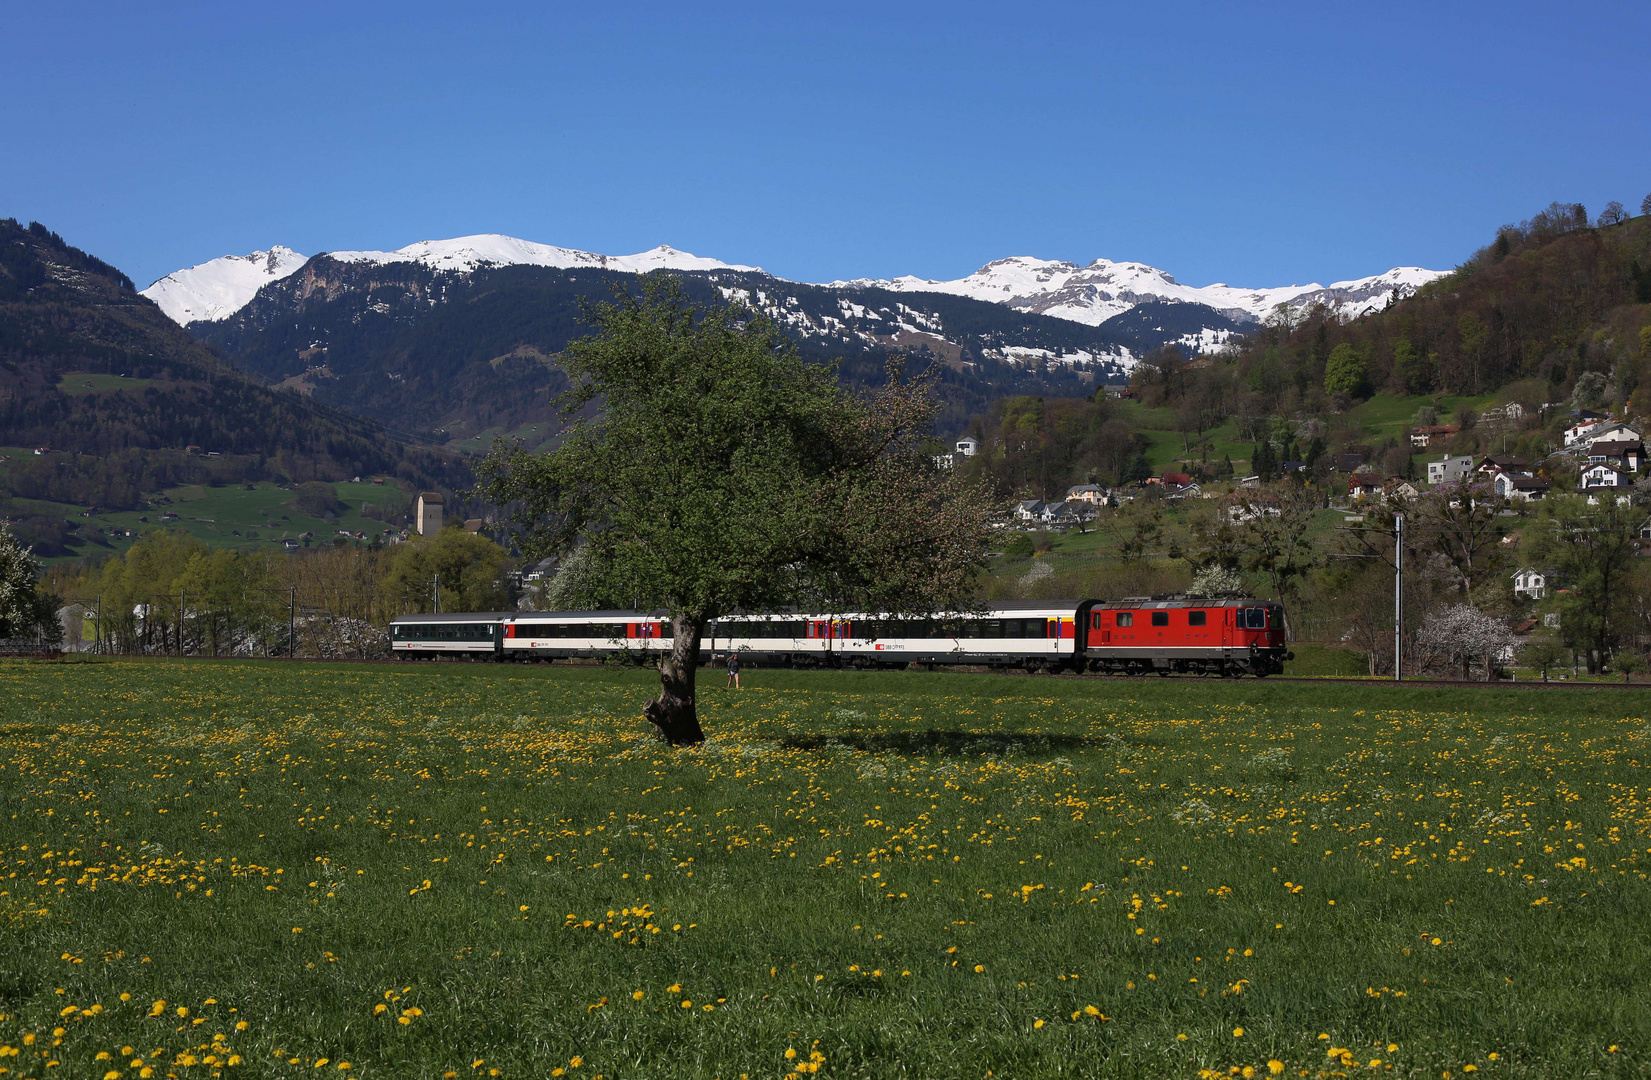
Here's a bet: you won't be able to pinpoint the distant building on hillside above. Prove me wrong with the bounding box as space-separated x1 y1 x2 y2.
1426 454 1475 486
416 492 444 536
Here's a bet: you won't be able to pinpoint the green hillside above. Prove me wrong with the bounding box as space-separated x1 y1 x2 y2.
0 219 467 531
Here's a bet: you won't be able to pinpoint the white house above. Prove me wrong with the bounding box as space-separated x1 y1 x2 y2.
1567 420 1641 449
1580 462 1631 489
1511 568 1547 600
1426 454 1475 486
1492 471 1550 501
1066 483 1106 503
955 437 980 457
1013 499 1045 523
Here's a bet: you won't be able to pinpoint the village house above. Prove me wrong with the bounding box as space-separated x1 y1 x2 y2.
1012 499 1045 523
1492 471 1551 501
1587 438 1643 471
1511 568 1547 600
1347 472 1385 501
1579 462 1631 489
1065 483 1107 504
1408 424 1459 449
1565 417 1640 449
1475 455 1531 476
1426 454 1475 486
1384 477 1420 501
955 437 979 457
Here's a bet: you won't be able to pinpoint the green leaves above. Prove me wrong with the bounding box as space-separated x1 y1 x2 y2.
477 277 993 623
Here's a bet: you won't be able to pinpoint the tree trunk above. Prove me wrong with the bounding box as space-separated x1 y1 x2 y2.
643 610 707 746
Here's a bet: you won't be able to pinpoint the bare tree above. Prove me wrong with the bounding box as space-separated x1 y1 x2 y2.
1238 487 1319 634
1597 201 1628 227
1408 481 1506 605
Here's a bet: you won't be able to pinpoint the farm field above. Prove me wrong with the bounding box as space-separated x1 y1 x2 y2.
0 661 1647 1079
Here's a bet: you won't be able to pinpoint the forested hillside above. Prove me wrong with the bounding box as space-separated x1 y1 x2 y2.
957 203 1651 499
0 220 465 540
195 258 1137 442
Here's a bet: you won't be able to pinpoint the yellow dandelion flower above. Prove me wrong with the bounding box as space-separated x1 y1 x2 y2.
667 984 681 993
680 1000 692 1009
1268 1062 1284 1076
1233 1027 1245 1037
974 965 984 973
236 1020 249 1032
786 1049 798 1060
1033 1020 1044 1029
632 990 644 1000
569 1057 582 1067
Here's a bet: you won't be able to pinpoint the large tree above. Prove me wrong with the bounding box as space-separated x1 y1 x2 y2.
476 278 992 745
1530 495 1646 673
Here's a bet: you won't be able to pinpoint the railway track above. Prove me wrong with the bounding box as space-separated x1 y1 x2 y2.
36 652 1651 689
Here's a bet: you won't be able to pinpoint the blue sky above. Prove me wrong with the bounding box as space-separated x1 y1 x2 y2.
8 1 1650 290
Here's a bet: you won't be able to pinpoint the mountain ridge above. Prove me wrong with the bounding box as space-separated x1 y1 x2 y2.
141 233 1441 337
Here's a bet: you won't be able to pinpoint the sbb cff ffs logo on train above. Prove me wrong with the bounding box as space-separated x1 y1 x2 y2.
389 597 1291 678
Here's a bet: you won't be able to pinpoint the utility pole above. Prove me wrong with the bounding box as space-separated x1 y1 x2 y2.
432 573 441 615
179 589 186 656
1393 513 1404 681
289 586 296 658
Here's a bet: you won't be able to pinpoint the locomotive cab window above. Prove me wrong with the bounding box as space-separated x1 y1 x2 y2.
1188 610 1207 627
1242 608 1267 629
1091 612 1104 629
1116 612 1133 627
1150 611 1169 627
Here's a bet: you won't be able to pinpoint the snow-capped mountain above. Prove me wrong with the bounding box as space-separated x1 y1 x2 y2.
141 236 758 326
325 234 761 276
143 233 1443 337
832 258 1444 327
141 245 309 325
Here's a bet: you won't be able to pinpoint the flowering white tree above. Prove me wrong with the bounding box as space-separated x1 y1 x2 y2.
0 523 59 647
1415 604 1518 680
1191 564 1246 597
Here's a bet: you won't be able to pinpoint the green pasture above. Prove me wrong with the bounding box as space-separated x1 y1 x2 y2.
1113 392 1501 478
54 372 169 396
1 660 1646 1078
17 481 407 564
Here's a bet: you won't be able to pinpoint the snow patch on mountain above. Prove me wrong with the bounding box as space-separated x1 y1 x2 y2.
832 257 1444 327
325 234 760 276
140 246 308 325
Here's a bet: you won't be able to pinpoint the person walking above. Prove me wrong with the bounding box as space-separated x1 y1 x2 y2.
725 650 741 690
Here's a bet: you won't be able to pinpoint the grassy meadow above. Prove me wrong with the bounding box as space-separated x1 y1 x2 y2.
0 660 1648 1079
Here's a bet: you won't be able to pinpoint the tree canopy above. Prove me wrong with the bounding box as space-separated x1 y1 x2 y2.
477 278 992 744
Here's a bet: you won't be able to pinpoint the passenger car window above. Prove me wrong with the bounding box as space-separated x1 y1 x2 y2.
1188 610 1207 626
1151 611 1169 627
